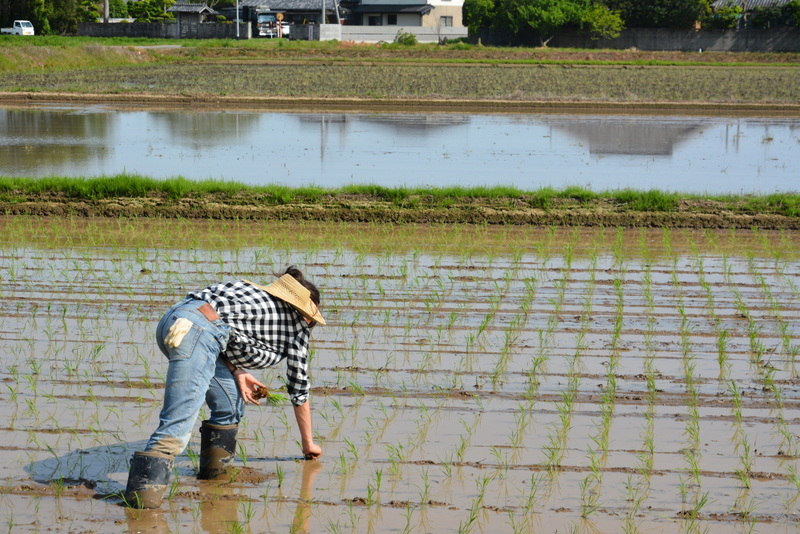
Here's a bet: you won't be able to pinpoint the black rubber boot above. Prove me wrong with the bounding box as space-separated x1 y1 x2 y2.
198 421 238 480
123 451 174 509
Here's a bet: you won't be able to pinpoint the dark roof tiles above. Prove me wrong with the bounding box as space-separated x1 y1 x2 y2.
712 0 796 8
168 3 218 12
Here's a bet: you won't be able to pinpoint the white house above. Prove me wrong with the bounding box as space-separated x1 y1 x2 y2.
239 0 467 41
348 0 463 27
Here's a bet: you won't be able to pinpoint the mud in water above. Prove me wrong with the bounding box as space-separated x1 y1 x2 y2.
0 217 798 533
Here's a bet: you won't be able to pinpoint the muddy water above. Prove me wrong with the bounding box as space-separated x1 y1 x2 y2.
1 219 799 533
2 104 800 193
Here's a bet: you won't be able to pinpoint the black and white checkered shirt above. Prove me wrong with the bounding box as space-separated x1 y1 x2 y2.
187 280 312 406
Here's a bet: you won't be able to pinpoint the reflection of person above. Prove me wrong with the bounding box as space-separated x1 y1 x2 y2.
291 460 323 534
199 480 241 533
123 266 325 509
126 460 324 533
125 508 170 534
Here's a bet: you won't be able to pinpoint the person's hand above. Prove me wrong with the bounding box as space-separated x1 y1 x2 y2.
233 370 266 405
303 442 322 460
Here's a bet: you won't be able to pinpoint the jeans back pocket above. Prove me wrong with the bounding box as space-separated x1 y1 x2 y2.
165 321 202 361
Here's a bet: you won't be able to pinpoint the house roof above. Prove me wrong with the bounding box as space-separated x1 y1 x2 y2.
168 3 218 13
351 3 432 13
712 0 795 8
250 0 332 10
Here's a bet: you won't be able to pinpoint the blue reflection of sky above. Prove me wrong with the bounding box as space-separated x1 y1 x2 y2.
1 105 798 194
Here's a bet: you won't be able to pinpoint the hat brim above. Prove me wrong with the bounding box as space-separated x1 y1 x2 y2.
244 276 326 325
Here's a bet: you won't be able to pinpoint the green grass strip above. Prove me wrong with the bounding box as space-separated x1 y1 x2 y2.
0 174 798 217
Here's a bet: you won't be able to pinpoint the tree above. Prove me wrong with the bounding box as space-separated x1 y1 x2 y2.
127 0 175 22
108 0 128 18
581 3 623 39
462 0 623 45
701 4 741 29
463 0 495 36
749 1 800 28
750 5 782 28
493 0 527 36
605 0 708 29
76 0 100 22
516 0 588 46
23 0 52 34
3 0 83 33
789 0 800 26
47 0 79 33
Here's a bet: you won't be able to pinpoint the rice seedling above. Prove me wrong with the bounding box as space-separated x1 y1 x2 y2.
579 447 602 519
3 219 800 532
458 474 491 534
275 464 286 488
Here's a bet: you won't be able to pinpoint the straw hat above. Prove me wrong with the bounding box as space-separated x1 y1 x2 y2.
244 275 326 325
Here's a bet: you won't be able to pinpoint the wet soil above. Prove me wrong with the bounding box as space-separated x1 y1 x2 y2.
1 219 798 534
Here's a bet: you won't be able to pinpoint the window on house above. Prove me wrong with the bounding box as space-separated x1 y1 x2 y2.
388 14 397 25
368 15 381 25
440 16 453 26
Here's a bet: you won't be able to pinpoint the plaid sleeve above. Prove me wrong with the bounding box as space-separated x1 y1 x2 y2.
285 329 311 406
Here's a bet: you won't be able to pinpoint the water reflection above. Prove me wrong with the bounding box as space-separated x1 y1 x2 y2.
0 106 114 173
297 112 470 130
542 115 705 156
1 104 798 193
148 111 262 148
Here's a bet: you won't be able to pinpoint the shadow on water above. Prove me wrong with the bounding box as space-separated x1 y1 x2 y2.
25 441 322 533
25 439 308 491
26 441 140 495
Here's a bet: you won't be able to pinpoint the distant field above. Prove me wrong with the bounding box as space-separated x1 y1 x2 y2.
1 38 800 109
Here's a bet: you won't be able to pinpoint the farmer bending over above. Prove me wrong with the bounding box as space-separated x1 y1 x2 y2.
124 266 325 509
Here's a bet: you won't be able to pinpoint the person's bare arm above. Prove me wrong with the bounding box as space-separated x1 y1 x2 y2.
293 401 322 459
224 358 266 405
234 370 266 404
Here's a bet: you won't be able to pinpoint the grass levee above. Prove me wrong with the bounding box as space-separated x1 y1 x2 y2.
1 174 798 217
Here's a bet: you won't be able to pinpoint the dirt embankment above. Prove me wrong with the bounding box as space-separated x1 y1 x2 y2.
3 193 798 229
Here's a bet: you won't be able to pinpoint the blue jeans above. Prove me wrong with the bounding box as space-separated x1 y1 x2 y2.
144 298 242 458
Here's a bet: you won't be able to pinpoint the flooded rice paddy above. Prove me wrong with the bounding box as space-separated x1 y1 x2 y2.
2 104 800 193
1 217 799 533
